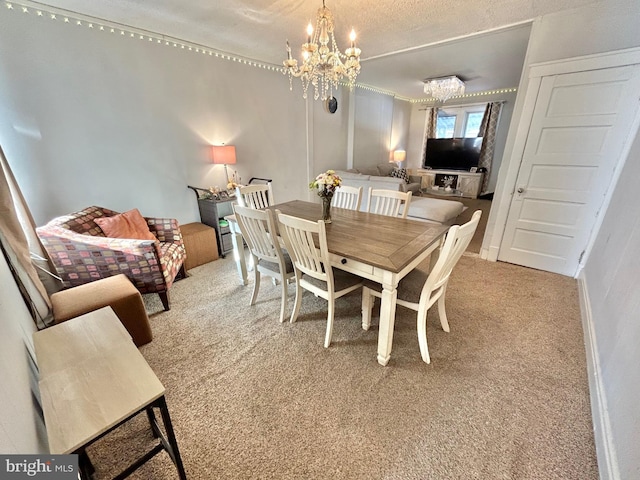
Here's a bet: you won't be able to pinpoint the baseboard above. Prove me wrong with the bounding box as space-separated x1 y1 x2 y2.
577 273 619 480
485 245 499 261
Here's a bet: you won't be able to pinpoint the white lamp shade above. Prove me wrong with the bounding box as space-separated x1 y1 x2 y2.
393 150 406 163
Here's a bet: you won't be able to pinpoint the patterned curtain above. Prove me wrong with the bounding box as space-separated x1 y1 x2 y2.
478 102 503 194
421 107 439 167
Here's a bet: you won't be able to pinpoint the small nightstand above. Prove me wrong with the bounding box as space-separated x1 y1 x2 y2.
196 196 236 258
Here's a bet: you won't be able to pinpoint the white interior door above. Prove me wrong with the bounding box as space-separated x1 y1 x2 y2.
499 64 640 276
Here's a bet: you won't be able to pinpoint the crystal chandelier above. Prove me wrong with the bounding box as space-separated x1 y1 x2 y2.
283 1 361 101
423 76 466 102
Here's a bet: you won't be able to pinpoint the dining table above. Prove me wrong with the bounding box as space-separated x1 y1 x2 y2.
226 200 448 366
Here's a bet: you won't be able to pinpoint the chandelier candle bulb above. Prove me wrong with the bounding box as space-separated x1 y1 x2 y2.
350 29 356 48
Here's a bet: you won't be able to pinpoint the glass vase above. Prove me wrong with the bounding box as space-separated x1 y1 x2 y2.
321 195 332 223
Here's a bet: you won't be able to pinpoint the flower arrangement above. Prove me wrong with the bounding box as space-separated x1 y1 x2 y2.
227 171 242 191
310 170 342 223
309 170 342 198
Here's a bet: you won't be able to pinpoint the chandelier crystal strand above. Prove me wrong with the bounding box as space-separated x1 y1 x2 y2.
283 1 361 101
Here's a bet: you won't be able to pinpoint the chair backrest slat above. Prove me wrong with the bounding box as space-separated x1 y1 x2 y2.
233 205 281 264
332 185 363 211
367 188 412 218
236 184 274 209
277 213 329 283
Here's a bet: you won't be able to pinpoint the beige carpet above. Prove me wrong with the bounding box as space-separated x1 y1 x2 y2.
86 254 598 479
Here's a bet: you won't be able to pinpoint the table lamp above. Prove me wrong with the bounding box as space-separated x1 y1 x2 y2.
211 145 236 184
392 150 406 167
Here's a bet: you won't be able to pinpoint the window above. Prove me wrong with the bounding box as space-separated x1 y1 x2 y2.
464 112 484 137
435 105 487 138
436 114 456 138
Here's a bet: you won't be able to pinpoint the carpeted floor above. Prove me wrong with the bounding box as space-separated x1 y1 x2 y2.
86 254 598 479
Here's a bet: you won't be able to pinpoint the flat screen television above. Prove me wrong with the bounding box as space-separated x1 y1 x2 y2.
423 137 483 171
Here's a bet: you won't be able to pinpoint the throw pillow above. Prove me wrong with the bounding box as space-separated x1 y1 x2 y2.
391 167 410 184
377 163 395 177
95 209 157 241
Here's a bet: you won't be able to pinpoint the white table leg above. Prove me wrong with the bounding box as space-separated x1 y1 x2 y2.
377 281 398 366
230 231 248 286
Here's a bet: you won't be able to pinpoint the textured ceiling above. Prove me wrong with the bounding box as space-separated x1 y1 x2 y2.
31 0 601 99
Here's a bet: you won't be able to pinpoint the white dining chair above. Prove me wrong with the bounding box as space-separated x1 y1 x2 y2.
332 185 363 211
277 213 363 348
367 188 412 218
233 205 295 323
236 183 274 209
361 210 482 364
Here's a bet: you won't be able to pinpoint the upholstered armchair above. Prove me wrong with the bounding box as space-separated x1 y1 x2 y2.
36 206 186 311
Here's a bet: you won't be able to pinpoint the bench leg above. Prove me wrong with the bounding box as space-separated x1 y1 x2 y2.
78 449 95 479
157 396 187 480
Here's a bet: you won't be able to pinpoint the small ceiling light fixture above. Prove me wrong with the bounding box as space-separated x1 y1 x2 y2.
283 0 361 101
423 76 466 102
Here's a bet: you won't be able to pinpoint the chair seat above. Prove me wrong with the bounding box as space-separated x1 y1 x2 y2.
260 251 295 274
397 268 430 303
303 268 363 292
363 267 428 304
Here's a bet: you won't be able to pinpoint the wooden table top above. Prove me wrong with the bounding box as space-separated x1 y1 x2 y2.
34 307 165 454
269 200 448 273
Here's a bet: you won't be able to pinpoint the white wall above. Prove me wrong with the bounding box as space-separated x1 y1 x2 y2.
581 126 640 480
0 251 48 454
526 0 639 65
312 86 350 177
389 97 412 161
0 8 307 226
348 90 413 170
352 88 394 168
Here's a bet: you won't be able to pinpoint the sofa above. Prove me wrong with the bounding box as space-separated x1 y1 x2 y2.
334 164 466 225
335 163 421 211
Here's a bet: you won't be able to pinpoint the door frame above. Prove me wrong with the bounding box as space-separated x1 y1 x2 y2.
483 46 640 277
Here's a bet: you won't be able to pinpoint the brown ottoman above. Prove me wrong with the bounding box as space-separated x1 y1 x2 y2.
50 274 153 346
181 222 219 270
